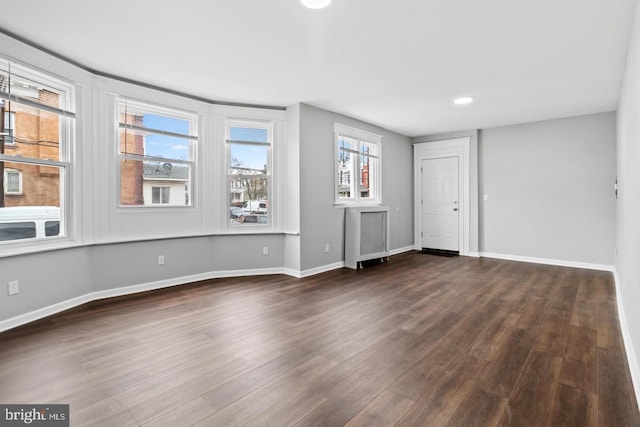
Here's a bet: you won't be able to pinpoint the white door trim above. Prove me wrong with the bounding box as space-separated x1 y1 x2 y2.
414 137 470 256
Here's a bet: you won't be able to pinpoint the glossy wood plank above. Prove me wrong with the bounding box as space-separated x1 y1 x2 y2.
344 390 414 427
0 252 638 426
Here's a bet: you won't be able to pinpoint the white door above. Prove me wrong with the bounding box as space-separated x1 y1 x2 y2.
422 157 459 251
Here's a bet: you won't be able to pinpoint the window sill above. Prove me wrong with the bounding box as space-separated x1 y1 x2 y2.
334 201 383 208
0 229 289 259
0 237 82 259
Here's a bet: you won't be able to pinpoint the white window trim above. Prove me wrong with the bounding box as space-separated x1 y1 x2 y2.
334 122 382 206
115 97 198 209
0 58 74 250
4 168 22 194
225 118 273 229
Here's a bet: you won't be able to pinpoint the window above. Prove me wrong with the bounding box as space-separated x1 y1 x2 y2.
0 59 73 242
226 120 272 226
117 99 197 207
334 123 381 204
151 186 170 204
45 220 59 236
3 169 22 194
0 222 36 241
3 111 15 144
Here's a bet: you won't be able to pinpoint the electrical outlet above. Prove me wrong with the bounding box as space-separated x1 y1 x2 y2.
158 255 165 265
325 244 330 253
8 280 19 296
263 246 269 256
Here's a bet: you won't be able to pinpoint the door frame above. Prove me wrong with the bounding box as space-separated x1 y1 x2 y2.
414 137 470 256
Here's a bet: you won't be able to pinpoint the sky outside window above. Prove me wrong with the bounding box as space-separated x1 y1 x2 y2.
229 126 270 172
142 114 191 160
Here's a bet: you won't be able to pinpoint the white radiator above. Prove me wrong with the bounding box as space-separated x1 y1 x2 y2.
345 206 390 269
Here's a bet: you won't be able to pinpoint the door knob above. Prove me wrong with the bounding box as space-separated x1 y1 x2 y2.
453 208 458 211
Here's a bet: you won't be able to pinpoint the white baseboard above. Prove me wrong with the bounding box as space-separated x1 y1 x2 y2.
284 248 414 279
479 252 614 272
296 261 345 278
466 251 481 258
613 268 640 411
389 245 416 256
0 267 286 333
0 293 94 333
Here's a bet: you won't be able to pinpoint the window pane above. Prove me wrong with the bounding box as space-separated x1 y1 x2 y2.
230 143 268 174
360 155 376 199
143 113 191 136
0 205 60 242
230 127 268 143
2 160 60 205
361 141 378 157
339 136 356 151
1 101 62 161
120 159 190 206
338 149 353 199
228 177 269 226
120 128 190 161
118 106 193 136
0 70 68 110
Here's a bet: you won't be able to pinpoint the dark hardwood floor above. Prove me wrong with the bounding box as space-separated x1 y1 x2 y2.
0 252 638 426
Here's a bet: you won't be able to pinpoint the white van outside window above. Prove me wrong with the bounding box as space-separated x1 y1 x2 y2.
0 206 60 241
241 200 268 214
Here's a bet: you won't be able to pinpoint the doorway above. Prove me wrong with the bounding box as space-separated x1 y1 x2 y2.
413 137 471 256
422 157 459 252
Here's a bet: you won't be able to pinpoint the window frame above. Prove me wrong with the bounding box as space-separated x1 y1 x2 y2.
3 111 15 144
225 118 273 228
334 123 382 206
151 186 170 204
3 168 22 194
115 98 198 209
0 58 74 246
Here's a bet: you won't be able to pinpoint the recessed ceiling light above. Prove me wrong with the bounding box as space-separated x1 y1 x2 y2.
301 0 332 9
454 96 474 106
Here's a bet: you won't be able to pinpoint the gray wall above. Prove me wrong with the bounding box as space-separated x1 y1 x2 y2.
0 235 285 322
298 104 414 271
479 112 616 264
0 248 93 321
617 0 640 394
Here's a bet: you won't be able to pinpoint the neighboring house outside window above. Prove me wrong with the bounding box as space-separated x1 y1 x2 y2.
334 123 382 204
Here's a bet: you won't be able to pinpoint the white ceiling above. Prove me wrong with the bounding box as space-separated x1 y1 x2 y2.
0 0 635 137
